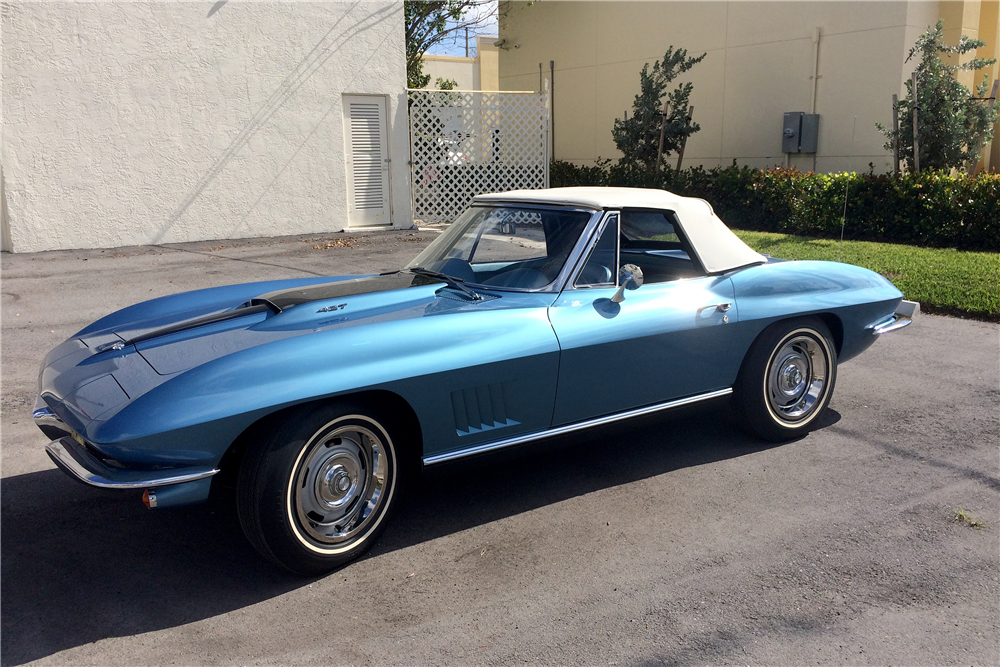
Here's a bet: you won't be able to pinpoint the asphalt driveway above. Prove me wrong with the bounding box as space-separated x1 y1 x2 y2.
2 231 997 666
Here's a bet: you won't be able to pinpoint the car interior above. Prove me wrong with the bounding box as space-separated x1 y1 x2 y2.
425 208 592 290
576 209 702 288
424 207 702 291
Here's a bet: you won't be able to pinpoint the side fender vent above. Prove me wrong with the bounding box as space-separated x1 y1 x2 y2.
451 381 520 436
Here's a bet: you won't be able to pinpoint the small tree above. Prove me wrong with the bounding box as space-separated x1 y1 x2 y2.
612 47 706 174
405 1 495 89
877 20 998 172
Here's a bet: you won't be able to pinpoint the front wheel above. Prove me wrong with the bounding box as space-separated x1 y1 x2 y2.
733 318 838 442
237 402 401 575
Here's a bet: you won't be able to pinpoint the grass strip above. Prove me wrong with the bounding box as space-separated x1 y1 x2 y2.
732 230 1000 322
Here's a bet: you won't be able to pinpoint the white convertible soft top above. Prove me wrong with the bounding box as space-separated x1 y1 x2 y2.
474 187 766 274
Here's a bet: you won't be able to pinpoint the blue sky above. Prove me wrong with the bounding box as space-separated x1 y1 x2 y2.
424 0 499 57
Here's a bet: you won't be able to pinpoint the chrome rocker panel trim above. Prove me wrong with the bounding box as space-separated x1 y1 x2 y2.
423 387 733 466
46 437 220 490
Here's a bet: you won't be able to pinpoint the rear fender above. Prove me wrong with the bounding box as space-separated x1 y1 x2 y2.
729 260 903 365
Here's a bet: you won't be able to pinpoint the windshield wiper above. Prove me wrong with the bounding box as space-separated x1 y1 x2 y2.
409 267 483 301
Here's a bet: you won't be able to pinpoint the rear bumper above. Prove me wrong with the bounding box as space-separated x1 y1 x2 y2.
45 436 219 490
869 300 919 336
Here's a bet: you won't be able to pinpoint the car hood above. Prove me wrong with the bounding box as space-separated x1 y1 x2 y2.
99 273 456 372
39 272 470 430
99 273 428 348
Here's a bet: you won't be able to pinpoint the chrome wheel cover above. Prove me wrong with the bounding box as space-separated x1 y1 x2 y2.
765 332 829 423
289 419 392 550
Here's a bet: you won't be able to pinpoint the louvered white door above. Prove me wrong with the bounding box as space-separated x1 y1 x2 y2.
343 96 391 227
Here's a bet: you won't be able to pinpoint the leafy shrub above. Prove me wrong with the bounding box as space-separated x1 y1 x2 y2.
612 47 705 173
876 20 998 172
550 158 611 187
549 159 1000 251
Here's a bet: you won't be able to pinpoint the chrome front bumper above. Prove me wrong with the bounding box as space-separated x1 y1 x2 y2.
45 436 219 489
35 396 219 490
869 300 919 336
33 400 71 440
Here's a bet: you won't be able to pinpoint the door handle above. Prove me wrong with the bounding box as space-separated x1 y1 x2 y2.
712 302 732 313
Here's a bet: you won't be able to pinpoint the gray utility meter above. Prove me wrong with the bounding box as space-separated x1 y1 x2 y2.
782 112 819 153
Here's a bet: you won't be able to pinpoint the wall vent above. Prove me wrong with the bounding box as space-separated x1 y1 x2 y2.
343 95 390 227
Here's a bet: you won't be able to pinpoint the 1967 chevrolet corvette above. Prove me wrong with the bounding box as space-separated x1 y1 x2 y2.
34 187 916 574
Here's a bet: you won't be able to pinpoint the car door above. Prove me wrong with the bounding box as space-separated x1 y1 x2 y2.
400 205 597 463
547 210 739 426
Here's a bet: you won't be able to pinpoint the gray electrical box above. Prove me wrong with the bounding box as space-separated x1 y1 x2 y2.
782 112 820 153
782 112 804 153
800 114 819 153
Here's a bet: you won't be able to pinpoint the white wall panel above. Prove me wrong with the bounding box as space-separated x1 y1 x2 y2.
1 1 411 253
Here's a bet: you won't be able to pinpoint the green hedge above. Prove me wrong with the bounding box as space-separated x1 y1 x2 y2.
550 160 1000 252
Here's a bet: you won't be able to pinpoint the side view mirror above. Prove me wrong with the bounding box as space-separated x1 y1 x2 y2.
611 264 643 303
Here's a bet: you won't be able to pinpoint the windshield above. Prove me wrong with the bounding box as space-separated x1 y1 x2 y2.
405 205 595 291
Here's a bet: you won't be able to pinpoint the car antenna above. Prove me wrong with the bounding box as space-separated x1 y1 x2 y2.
839 115 857 263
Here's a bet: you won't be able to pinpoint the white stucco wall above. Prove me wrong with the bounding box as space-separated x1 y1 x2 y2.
1 1 411 253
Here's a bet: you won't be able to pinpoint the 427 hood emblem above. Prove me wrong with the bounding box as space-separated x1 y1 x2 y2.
316 303 347 313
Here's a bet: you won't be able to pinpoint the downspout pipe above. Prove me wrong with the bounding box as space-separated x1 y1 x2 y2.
810 27 821 114
810 27 820 172
550 60 555 160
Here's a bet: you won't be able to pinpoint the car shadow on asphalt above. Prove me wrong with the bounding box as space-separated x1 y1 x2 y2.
0 400 805 666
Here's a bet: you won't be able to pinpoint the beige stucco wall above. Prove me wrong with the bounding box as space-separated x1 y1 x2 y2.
940 0 1000 171
982 1 1000 170
422 55 478 90
500 1 999 173
420 37 500 91
1 1 411 254
941 0 984 86
476 36 501 91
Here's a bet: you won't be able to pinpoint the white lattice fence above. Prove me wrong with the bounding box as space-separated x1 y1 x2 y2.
408 90 549 224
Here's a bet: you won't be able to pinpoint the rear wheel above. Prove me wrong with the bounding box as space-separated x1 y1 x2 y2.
237 402 401 575
734 318 837 442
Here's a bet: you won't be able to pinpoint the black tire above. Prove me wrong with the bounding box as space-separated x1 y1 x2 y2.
237 401 402 575
733 317 838 442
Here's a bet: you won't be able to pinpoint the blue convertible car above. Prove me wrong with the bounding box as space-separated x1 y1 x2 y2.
35 187 915 574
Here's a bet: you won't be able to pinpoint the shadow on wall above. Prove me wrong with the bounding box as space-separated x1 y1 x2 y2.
0 401 791 665
1 166 11 252
152 1 398 244
207 0 227 18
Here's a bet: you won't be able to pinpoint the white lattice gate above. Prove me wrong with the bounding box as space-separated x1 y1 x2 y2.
408 90 549 224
